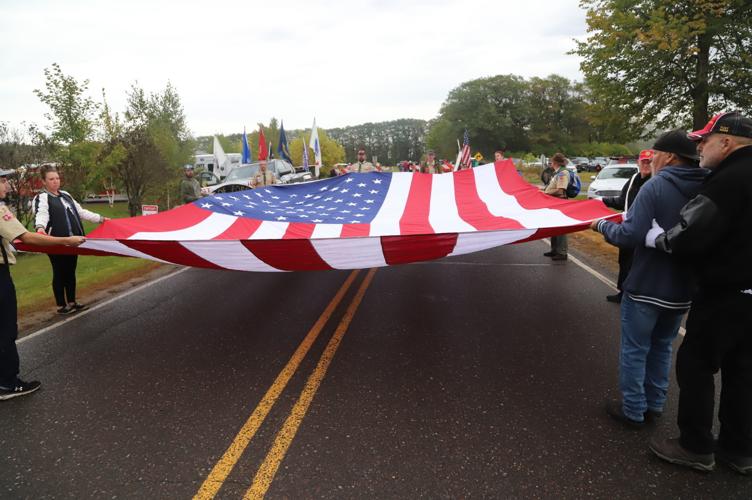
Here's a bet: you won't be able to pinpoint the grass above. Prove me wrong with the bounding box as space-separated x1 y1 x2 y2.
13 201 163 314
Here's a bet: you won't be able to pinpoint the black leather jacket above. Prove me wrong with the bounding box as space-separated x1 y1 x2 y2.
656 145 752 291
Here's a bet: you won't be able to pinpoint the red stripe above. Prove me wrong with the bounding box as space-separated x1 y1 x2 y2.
283 223 315 239
121 240 224 269
215 217 263 239
241 240 333 271
381 233 458 265
87 204 213 239
494 161 613 221
453 168 525 230
399 173 434 235
341 223 370 238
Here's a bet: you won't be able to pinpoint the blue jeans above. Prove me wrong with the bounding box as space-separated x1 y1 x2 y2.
619 295 684 421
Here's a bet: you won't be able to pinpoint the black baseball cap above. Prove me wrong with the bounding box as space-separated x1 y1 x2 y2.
653 129 699 161
688 111 752 141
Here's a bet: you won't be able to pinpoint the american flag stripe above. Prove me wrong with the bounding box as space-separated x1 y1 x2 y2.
16 161 618 272
428 173 476 233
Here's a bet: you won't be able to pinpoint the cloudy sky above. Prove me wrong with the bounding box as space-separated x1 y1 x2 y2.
1 0 587 137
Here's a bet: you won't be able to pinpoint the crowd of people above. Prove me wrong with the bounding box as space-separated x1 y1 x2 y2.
2 111 751 478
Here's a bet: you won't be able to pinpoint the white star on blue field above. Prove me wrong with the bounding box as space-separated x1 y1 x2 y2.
197 172 392 225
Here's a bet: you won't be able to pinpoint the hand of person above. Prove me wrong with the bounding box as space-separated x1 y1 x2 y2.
66 236 86 247
590 220 599 230
36 228 46 234
102 217 110 222
645 219 664 248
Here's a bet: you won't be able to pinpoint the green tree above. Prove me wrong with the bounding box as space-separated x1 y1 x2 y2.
573 0 752 133
101 83 193 215
288 129 345 173
33 63 102 198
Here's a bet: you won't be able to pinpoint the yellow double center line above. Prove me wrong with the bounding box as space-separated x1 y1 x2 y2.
195 268 377 499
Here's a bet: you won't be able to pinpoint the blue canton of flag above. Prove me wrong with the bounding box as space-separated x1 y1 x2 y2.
199 173 392 224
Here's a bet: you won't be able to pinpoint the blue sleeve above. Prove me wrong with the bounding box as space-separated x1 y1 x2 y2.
595 182 656 249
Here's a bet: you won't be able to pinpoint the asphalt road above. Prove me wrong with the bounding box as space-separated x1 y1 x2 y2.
1 241 748 499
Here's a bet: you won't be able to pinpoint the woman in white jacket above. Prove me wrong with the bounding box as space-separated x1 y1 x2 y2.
33 165 108 314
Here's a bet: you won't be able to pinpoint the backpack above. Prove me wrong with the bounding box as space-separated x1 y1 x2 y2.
566 170 581 198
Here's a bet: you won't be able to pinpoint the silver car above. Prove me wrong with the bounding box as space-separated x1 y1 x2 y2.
587 164 638 200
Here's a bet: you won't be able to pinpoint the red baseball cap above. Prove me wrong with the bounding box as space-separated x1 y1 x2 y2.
638 150 654 161
688 111 752 141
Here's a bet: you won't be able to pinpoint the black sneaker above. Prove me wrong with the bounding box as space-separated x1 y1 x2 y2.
606 292 623 303
649 437 715 472
0 380 42 401
551 254 568 261
715 448 752 476
57 305 74 315
543 251 556 257
605 400 644 429
70 303 88 311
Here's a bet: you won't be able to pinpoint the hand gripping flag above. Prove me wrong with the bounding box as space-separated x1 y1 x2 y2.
16 160 619 272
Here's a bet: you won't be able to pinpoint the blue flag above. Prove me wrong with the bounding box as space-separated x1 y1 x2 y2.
242 127 252 164
277 121 292 163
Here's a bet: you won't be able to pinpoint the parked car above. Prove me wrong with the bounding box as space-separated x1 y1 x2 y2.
586 164 638 200
571 157 591 172
591 157 609 170
201 160 312 196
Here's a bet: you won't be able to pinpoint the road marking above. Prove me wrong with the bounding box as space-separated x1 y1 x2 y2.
541 239 686 336
244 267 378 499
18 267 190 345
194 269 361 500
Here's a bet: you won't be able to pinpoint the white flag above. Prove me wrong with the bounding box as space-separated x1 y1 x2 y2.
309 118 322 178
213 136 230 177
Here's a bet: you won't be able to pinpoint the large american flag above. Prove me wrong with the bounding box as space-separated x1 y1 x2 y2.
17 161 617 272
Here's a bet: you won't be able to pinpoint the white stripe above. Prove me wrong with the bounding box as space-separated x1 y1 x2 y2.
248 220 290 240
449 229 536 256
311 223 343 239
429 173 476 233
369 172 413 236
80 240 172 264
129 212 237 240
311 236 388 269
473 163 581 228
180 241 282 272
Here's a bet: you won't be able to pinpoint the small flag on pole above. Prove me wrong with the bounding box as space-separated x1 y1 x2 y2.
309 118 322 178
277 121 292 163
459 129 471 170
302 134 310 171
258 127 268 160
242 127 252 164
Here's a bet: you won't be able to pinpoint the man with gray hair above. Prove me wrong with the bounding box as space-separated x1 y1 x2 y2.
646 111 752 475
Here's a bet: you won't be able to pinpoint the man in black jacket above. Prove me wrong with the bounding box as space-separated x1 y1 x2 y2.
601 150 653 303
645 111 752 475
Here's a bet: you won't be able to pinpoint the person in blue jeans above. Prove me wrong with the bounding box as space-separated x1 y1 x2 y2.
591 129 708 427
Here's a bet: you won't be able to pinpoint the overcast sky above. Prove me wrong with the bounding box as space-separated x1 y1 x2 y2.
1 0 587 137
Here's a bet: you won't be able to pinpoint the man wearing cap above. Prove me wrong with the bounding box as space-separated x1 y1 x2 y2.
420 150 441 174
645 112 752 475
591 130 707 429
0 168 85 400
543 153 571 260
600 150 653 303
180 164 201 204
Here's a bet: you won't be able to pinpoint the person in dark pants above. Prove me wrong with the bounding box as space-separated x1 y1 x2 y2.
1 168 85 400
32 165 108 314
543 153 570 260
601 150 653 303
646 112 752 475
